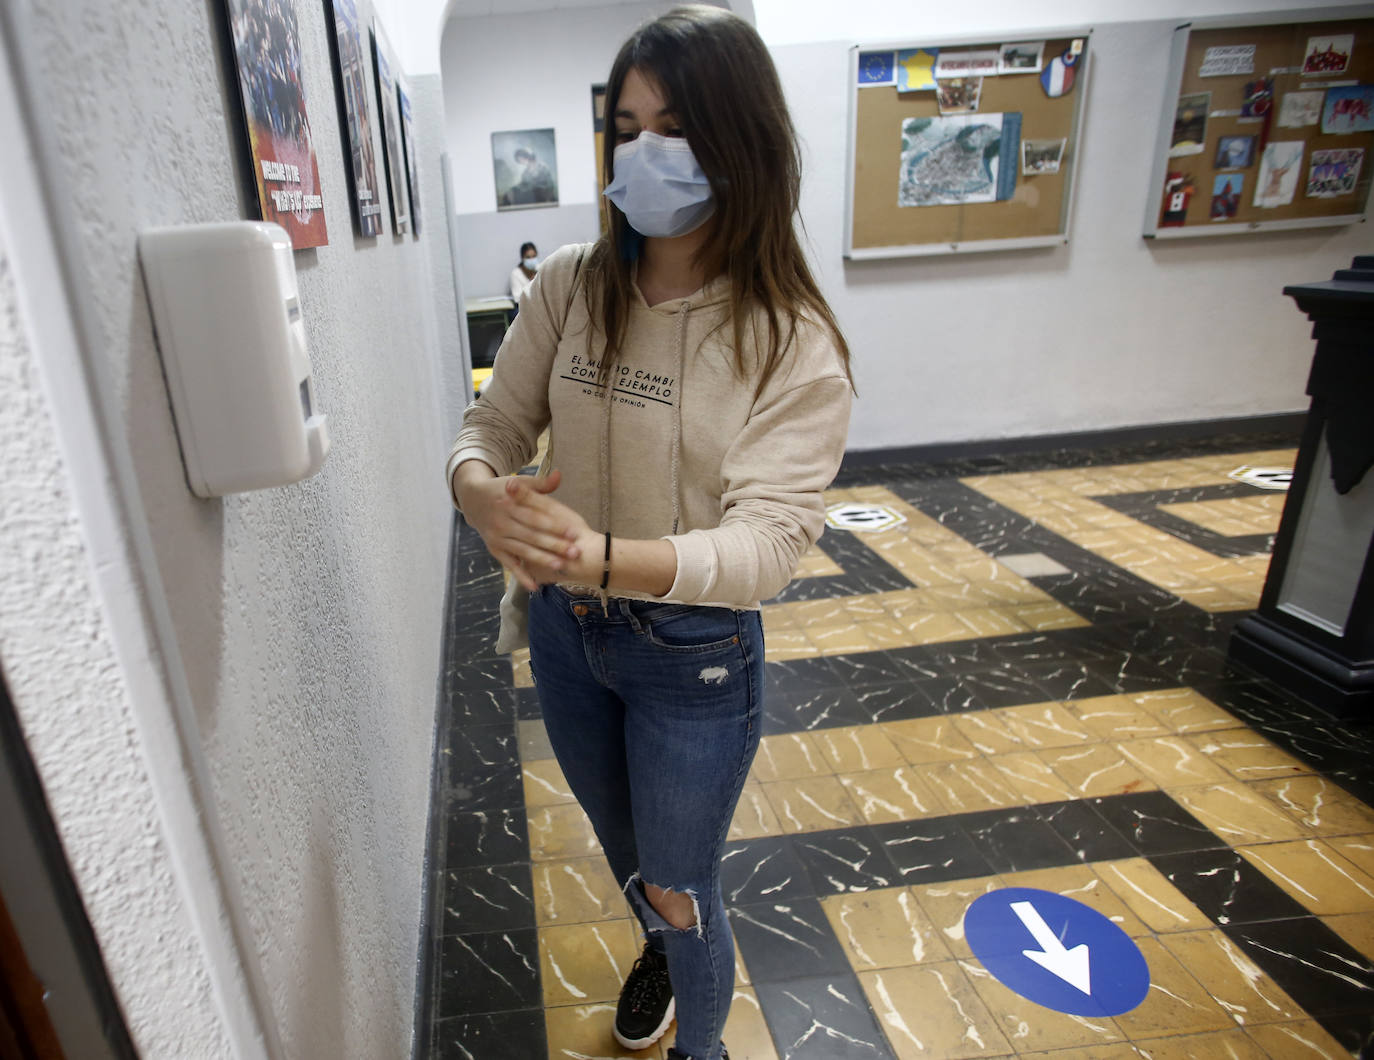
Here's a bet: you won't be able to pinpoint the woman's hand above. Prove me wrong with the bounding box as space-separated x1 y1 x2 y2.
502 475 605 587
454 462 585 591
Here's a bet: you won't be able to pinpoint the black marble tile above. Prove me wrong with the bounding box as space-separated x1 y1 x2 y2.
951 665 1049 709
1034 800 1138 864
957 807 1080 873
871 818 995 884
1148 848 1311 927
1080 650 1177 694
443 764 524 813
753 974 896 1060
513 687 543 721
448 686 521 727
762 685 869 735
907 676 991 716
1221 917 1374 1018
849 682 938 724
445 722 520 780
1316 1010 1374 1060
1021 661 1120 702
825 650 913 688
765 657 844 695
440 864 535 936
720 837 815 905
445 808 530 870
793 829 900 894
729 898 853 983
432 1008 547 1060
1088 791 1227 857
435 928 542 1016
446 657 518 694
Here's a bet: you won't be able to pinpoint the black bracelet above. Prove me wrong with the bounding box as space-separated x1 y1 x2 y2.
600 531 612 590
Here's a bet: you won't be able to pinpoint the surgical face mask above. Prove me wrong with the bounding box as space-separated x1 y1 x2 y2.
602 131 715 239
522 256 539 271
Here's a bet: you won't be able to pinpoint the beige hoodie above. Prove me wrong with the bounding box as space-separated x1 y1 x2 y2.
447 242 852 612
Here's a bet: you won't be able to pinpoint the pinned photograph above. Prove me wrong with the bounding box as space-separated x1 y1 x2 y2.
1214 134 1256 170
1160 171 1195 227
1198 44 1255 77
1169 92 1209 156
896 48 938 92
936 77 982 115
858 51 896 87
1254 141 1304 208
1302 34 1353 76
998 41 1044 74
225 0 329 247
1021 138 1066 175
1321 85 1374 135
1277 90 1325 128
492 128 558 209
1240 77 1273 119
1210 173 1243 221
898 113 1021 207
1306 147 1364 198
934 49 999 79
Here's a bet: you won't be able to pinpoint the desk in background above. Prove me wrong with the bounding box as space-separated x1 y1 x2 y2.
464 296 517 396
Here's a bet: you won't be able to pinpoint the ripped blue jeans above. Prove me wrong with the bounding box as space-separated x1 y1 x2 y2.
528 586 764 1060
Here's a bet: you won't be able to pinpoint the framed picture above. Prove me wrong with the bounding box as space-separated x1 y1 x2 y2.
398 79 421 235
223 0 329 247
493 128 558 210
325 0 383 236
371 17 410 233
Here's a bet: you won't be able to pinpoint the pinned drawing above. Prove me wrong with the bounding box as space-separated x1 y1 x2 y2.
1253 141 1304 208
896 49 938 92
1306 148 1364 198
1240 77 1273 119
1302 34 1353 75
1169 93 1209 156
898 113 1021 207
1321 86 1374 135
1214 135 1256 170
1277 90 1324 128
1210 173 1243 220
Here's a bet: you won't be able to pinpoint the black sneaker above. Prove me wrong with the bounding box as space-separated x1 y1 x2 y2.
613 944 675 1049
665 1046 729 1060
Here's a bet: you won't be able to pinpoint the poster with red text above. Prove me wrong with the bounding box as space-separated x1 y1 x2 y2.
224 0 329 248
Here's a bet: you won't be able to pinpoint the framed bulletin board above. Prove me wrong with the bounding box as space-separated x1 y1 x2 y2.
1143 11 1374 238
844 30 1092 258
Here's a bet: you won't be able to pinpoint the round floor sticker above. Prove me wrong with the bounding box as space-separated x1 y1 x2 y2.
965 887 1150 1016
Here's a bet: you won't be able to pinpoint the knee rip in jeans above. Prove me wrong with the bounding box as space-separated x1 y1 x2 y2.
625 872 703 937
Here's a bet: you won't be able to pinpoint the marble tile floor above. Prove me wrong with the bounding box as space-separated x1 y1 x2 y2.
424 431 1374 1060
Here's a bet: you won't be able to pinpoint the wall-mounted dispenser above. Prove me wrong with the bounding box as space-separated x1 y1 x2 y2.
137 222 329 498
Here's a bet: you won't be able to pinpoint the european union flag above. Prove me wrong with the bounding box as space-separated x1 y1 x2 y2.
857 51 896 86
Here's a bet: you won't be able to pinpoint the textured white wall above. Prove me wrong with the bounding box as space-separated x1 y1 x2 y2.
9 1 454 1056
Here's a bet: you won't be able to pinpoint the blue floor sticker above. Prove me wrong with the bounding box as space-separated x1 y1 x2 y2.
965 887 1150 1016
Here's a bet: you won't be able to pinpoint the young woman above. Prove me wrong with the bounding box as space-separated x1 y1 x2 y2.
509 241 539 301
447 8 853 1059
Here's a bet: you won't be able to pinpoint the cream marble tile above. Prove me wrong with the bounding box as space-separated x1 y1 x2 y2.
899 609 984 643
1251 775 1374 836
528 803 603 861
511 649 534 687
532 858 628 927
1245 1019 1354 1059
1037 745 1155 798
750 732 828 783
538 918 642 1007
988 751 1077 804
1065 694 1171 740
912 877 1002 960
544 1001 666 1059
518 718 555 762
1013 602 1091 632
1109 936 1233 1038
1322 911 1374 962
762 628 813 662
761 775 863 834
821 887 951 969
859 963 1012 1059
1095 858 1214 934
862 617 918 651
1238 838 1374 915
997 702 1095 749
1126 1029 1267 1059
952 711 1026 755
1183 729 1313 782
523 758 578 807
805 621 877 656
840 767 948 824
1114 736 1234 789
998 864 1148 937
960 958 1124 1054
882 717 980 764
1327 834 1374 877
1157 929 1306 1026
721 986 778 1060
814 725 906 774
923 759 1023 812
729 782 783 841
1129 688 1238 733
788 598 852 626
1170 784 1310 845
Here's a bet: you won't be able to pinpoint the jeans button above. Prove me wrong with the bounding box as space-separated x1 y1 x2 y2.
573 604 588 617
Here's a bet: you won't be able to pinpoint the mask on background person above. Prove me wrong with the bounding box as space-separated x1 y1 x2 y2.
522 257 540 271
602 131 715 239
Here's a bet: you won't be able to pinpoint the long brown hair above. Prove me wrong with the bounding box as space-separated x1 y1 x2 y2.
586 5 853 394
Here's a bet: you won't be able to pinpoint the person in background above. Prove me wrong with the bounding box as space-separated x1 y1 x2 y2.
509 241 539 301
447 8 853 1059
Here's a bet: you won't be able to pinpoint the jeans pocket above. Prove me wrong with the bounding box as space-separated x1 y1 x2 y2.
639 604 741 653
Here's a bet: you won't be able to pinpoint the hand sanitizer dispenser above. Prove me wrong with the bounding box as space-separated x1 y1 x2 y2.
137 222 330 498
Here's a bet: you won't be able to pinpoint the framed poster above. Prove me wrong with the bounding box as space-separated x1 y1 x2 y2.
223 0 329 247
492 128 559 210
398 79 421 236
325 0 383 236
371 17 410 234
844 30 1092 257
1143 12 1374 238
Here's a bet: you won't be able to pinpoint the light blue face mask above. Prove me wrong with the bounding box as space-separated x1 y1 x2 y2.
522 256 539 271
602 131 715 239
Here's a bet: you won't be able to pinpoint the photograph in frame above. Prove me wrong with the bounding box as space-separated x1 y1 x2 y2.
493 129 559 210
398 79 421 235
372 17 410 233
326 0 383 236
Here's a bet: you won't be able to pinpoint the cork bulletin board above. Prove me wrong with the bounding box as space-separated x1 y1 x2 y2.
844 31 1092 258
1144 12 1374 238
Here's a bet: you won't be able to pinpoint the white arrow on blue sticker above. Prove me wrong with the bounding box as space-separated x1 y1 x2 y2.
966 887 1149 1017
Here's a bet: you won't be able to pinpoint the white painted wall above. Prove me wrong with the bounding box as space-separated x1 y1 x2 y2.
6 0 454 1055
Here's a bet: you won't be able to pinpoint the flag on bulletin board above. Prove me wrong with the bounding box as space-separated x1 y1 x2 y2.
858 51 896 86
